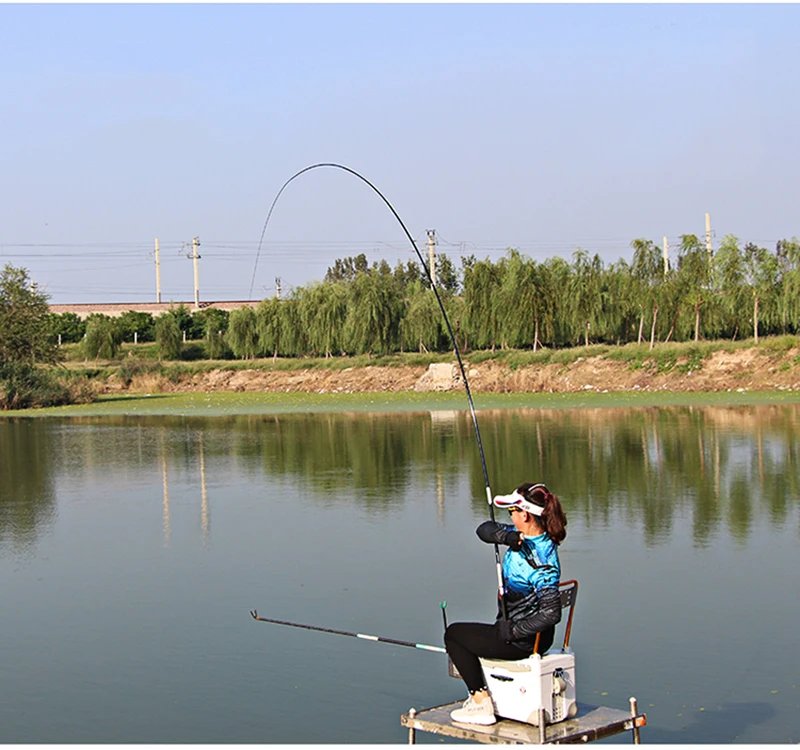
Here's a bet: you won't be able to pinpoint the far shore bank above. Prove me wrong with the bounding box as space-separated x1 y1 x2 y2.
4 340 800 417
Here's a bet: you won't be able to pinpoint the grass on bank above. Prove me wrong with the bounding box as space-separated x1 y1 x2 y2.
4 333 799 414
5 387 800 420
56 334 800 383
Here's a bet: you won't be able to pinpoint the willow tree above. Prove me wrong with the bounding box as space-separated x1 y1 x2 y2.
496 249 531 349
676 234 711 342
280 297 308 358
256 298 284 361
84 314 123 359
227 306 259 359
154 313 181 360
202 308 230 359
567 249 605 346
540 256 571 348
530 260 560 350
443 293 466 353
776 238 800 334
743 242 780 343
84 315 120 359
605 259 636 345
402 281 444 353
630 238 663 345
300 282 348 358
656 265 684 344
344 271 402 356
714 235 747 340
462 256 502 351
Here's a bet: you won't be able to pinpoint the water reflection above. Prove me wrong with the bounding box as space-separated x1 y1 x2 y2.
1 404 798 744
0 404 798 555
199 431 209 544
161 428 170 547
0 419 58 556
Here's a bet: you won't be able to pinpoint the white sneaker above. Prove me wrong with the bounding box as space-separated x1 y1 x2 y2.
450 694 497 725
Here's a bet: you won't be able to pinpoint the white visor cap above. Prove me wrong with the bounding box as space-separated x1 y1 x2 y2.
492 490 544 516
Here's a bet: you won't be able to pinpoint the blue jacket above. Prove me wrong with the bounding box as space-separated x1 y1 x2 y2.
476 521 562 645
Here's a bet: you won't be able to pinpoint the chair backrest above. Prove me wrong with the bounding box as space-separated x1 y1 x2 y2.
533 579 578 655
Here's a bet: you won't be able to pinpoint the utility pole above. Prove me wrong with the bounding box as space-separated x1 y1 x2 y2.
275 277 281 300
662 236 669 277
186 236 201 310
154 238 162 303
426 229 437 287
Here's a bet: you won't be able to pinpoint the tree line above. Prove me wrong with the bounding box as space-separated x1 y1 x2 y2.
48 233 800 361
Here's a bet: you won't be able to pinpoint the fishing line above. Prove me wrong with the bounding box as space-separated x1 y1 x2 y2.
250 163 507 611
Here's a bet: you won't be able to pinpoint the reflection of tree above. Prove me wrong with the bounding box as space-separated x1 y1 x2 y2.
463 404 799 547
4 404 797 550
0 419 57 555
199 431 209 543
161 427 170 548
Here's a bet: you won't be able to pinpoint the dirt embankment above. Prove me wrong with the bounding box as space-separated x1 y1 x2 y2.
99 347 800 395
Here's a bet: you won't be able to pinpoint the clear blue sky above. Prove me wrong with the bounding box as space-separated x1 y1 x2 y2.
1 3 798 304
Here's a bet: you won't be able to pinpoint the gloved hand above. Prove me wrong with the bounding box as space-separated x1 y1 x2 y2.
497 619 515 644
507 531 523 551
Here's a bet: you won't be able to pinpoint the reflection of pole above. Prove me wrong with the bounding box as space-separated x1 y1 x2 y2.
641 427 649 471
161 432 170 547
436 471 444 523
199 432 209 541
653 417 662 474
536 423 543 472
757 427 764 491
698 430 705 477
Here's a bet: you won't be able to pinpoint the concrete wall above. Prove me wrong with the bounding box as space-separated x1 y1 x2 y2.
48 300 261 320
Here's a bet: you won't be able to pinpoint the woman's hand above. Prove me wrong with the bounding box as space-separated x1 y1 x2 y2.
497 619 515 643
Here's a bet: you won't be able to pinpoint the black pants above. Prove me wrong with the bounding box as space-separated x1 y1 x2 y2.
444 621 554 693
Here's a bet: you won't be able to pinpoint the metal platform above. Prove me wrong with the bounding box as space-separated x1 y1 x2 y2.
401 698 646 744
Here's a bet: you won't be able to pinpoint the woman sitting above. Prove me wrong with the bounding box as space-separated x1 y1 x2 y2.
445 482 568 725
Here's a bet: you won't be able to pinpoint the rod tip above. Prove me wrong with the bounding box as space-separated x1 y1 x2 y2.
250 610 257 619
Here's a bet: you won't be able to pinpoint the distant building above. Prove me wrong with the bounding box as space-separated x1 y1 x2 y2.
48 300 261 320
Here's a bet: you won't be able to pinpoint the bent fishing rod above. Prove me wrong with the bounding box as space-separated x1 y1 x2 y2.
250 610 446 654
250 162 506 613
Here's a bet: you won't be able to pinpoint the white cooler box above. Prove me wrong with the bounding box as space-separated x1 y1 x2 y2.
479 649 577 726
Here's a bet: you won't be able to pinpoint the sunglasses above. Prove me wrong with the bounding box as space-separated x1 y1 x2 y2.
508 507 525 515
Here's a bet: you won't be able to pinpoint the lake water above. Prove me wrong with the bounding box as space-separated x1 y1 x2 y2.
1 404 798 743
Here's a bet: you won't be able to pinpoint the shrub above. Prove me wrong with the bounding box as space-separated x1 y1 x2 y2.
49 312 86 344
180 343 206 361
0 362 93 410
116 311 156 343
117 358 163 386
83 316 123 359
1 264 61 366
761 335 798 353
155 314 182 360
203 310 232 359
